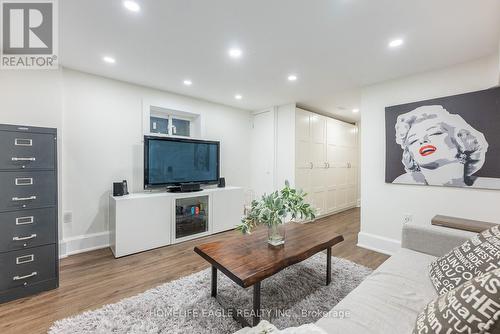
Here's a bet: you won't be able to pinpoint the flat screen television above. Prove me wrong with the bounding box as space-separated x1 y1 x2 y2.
144 136 220 189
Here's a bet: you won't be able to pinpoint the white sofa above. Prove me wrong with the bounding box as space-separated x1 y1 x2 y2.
314 224 475 333
236 224 476 334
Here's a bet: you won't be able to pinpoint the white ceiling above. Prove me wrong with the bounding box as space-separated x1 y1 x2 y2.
61 0 500 122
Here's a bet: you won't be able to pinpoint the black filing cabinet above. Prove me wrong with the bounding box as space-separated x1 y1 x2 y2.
0 124 58 303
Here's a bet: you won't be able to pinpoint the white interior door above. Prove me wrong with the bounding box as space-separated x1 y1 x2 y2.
311 167 328 215
295 110 358 217
325 118 341 213
324 118 359 213
345 123 358 207
250 110 275 199
310 114 327 168
295 167 312 196
334 122 358 209
295 109 311 169
295 109 314 213
310 114 327 215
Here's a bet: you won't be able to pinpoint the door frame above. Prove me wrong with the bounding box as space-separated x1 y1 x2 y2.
250 107 278 197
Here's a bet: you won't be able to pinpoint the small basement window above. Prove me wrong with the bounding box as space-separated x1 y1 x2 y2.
171 118 190 137
144 104 200 138
149 115 190 136
150 116 169 135
148 109 195 137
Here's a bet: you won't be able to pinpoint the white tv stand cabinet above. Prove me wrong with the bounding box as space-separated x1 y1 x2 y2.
109 186 244 258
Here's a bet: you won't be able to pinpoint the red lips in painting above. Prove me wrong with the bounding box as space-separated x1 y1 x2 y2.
419 145 437 156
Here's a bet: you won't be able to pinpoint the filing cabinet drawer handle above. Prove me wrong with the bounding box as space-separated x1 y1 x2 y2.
14 138 33 146
16 216 34 225
13 272 37 281
11 157 36 161
15 177 33 186
16 254 34 264
13 234 37 241
12 196 37 202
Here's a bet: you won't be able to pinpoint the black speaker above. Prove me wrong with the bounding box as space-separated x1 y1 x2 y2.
122 180 129 195
218 177 226 188
113 182 125 196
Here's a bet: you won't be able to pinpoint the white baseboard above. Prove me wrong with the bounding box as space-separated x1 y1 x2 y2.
357 231 401 256
314 205 358 220
59 241 67 259
60 231 110 258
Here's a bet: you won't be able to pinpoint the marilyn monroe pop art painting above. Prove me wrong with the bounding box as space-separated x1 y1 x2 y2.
385 87 500 190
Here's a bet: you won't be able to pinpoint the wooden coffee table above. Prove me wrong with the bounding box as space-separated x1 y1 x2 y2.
194 222 344 327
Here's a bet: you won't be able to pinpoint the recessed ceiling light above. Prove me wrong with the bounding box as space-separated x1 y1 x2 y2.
103 56 116 64
234 94 243 100
388 38 404 48
123 0 140 12
183 80 192 86
228 48 242 59
287 74 298 81
352 108 359 113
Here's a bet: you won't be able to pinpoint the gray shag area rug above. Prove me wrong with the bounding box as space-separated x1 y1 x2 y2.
49 253 371 334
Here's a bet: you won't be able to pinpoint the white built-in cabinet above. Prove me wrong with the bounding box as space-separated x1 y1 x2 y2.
109 187 244 258
250 105 358 218
295 108 358 217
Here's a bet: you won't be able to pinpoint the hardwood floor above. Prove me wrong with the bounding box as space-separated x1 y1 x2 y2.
0 207 388 334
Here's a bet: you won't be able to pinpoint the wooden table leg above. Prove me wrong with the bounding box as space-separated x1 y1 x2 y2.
326 247 331 286
252 281 261 326
211 266 217 298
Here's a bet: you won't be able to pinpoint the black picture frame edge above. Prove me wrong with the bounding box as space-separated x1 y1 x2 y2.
384 85 500 110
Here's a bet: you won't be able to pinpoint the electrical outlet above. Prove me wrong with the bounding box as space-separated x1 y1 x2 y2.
63 211 73 224
403 214 413 224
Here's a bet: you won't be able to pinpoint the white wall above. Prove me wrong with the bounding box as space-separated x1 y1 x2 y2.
275 103 296 188
359 55 500 255
0 68 252 256
355 122 361 206
61 69 252 253
0 70 65 250
0 70 63 127
249 109 276 199
248 103 296 199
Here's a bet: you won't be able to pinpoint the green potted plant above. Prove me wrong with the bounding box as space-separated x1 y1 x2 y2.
237 181 316 246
